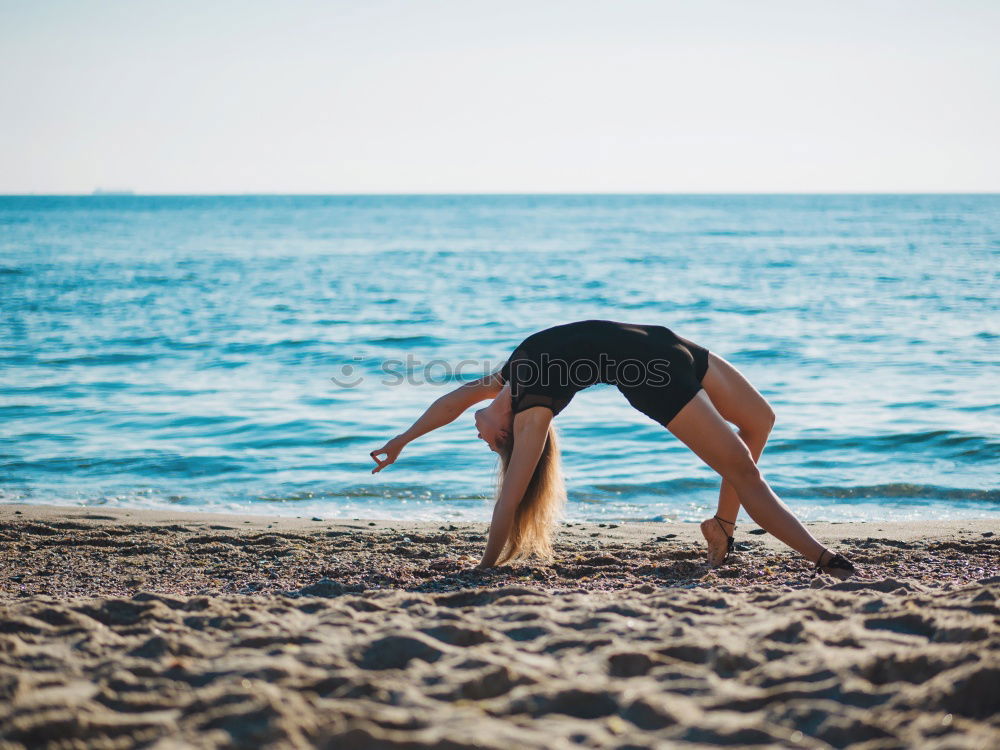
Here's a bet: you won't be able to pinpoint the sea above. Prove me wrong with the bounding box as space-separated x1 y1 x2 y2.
1 194 998 523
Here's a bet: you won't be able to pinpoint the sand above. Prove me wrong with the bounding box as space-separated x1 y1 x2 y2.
0 504 997 749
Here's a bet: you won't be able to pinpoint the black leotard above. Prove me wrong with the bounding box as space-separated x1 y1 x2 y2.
497 320 710 428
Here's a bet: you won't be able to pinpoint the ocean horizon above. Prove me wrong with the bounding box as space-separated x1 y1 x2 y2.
2 193 998 522
7 191 1000 196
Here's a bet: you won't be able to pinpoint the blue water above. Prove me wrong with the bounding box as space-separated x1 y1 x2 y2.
1 195 998 523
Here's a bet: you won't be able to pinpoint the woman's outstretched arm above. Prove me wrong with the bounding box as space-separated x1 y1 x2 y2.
476 406 552 568
370 372 503 473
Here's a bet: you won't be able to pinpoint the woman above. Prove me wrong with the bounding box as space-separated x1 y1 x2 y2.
370 320 855 579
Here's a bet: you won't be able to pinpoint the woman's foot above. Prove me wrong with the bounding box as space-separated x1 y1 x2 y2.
700 516 736 567
814 549 856 580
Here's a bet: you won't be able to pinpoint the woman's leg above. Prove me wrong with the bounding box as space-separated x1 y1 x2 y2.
667 390 826 563
698 353 776 560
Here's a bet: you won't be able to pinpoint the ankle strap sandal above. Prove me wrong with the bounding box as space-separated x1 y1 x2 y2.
813 549 856 580
714 516 735 561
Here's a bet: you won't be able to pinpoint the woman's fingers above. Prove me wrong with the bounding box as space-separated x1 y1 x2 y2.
371 437 407 473
370 446 396 473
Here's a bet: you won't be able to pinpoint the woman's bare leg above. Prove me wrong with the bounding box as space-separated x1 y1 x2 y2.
667 390 825 563
698 353 776 562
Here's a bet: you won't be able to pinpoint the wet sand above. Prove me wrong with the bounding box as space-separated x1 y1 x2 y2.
1 504 997 748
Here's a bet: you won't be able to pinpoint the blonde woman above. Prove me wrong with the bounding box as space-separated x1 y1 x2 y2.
370 320 855 579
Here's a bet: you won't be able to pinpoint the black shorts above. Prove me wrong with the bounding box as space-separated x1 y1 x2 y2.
498 320 711 428
618 332 710 427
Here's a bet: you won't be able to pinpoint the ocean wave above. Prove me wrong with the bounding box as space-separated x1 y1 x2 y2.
362 335 445 346
37 352 166 366
771 430 999 460
250 484 477 503
2 453 248 478
221 339 331 354
730 347 794 361
586 478 718 495
778 483 999 503
577 480 998 504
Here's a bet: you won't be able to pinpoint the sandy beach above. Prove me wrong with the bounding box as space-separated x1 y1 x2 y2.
0 504 997 748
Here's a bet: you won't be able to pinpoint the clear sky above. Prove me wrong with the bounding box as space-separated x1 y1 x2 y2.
1 0 997 193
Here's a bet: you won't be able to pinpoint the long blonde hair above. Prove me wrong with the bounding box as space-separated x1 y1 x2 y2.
494 425 566 565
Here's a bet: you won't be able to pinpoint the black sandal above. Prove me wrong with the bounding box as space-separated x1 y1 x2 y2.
714 516 736 562
813 549 856 580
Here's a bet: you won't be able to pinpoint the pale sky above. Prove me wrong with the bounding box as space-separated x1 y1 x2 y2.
1 0 998 193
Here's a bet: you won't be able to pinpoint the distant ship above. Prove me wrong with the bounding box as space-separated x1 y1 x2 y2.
91 188 135 196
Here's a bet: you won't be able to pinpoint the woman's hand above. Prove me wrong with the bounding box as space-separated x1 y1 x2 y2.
370 436 406 473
